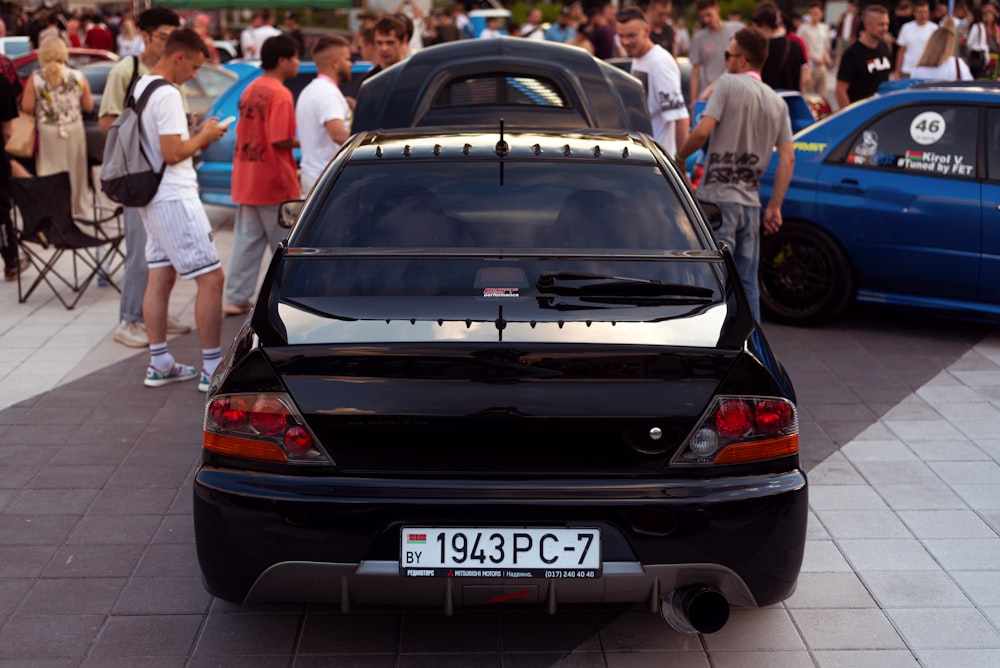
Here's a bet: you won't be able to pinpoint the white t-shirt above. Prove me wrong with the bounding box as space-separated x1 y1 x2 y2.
296 74 351 181
897 20 938 75
133 75 198 204
911 56 973 81
252 25 283 59
521 24 546 40
240 27 255 58
630 44 688 154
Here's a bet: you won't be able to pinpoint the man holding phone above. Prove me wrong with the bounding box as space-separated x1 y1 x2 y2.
223 34 301 317
98 6 190 349
132 28 229 390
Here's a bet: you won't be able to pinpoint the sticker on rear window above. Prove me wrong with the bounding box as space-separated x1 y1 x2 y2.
910 112 945 146
483 288 520 298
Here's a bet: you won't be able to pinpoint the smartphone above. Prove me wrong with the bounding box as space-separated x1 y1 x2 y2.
218 116 236 129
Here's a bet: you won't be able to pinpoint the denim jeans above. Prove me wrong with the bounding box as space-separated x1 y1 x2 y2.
224 204 283 306
714 202 761 322
120 206 148 323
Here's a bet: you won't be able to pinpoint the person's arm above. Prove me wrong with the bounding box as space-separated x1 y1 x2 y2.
20 75 36 114
764 141 794 234
893 44 906 78
160 119 226 164
324 118 350 145
676 113 717 162
673 116 690 155
835 79 850 109
689 63 701 115
98 61 129 132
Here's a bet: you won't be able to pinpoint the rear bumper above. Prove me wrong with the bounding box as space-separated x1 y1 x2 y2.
193 467 807 609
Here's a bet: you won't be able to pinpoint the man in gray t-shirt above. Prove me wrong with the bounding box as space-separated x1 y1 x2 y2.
677 26 794 321
689 0 742 114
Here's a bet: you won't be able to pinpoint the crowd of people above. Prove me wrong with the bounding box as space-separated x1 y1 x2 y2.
0 0 994 388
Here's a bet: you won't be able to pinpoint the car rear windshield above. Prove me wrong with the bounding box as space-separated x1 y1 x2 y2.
281 160 722 301
296 160 705 251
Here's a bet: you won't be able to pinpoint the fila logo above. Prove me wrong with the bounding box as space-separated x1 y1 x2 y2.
866 57 892 73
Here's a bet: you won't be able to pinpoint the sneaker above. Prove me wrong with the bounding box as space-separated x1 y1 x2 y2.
223 303 252 316
166 315 192 335
3 257 29 282
144 362 198 388
198 369 211 393
113 321 149 348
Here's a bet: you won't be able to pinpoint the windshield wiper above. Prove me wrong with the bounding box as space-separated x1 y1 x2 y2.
536 271 715 298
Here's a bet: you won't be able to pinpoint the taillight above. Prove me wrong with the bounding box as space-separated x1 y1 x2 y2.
203 393 330 464
671 395 798 466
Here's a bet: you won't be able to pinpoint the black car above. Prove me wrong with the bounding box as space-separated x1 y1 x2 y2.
193 126 807 634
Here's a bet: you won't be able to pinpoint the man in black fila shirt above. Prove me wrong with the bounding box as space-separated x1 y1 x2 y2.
836 3 893 108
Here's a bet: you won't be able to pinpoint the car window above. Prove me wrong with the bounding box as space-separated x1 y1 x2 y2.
299 161 699 251
194 67 238 98
987 107 1000 182
833 104 977 180
283 160 716 299
81 67 108 95
432 75 569 108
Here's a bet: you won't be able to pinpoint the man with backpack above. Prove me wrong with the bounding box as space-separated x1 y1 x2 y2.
130 28 228 390
98 6 189 349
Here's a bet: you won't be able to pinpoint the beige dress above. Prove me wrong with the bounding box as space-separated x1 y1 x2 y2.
32 67 90 218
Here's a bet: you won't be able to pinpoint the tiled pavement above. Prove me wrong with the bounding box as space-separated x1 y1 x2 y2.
1 209 999 666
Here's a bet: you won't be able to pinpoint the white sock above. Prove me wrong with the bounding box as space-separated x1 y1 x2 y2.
149 342 174 373
202 348 222 377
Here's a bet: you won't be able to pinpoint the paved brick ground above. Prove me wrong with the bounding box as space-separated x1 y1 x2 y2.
1 303 998 666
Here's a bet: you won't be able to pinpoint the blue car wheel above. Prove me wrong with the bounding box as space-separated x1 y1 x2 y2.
759 221 854 325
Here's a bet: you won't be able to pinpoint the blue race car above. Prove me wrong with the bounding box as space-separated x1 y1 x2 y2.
758 80 1000 325
197 60 371 207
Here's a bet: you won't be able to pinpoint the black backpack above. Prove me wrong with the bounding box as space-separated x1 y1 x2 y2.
99 64 170 208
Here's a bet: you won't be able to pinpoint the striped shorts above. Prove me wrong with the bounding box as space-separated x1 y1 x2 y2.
140 197 222 280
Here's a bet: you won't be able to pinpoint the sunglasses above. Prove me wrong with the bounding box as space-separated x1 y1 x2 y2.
725 50 743 60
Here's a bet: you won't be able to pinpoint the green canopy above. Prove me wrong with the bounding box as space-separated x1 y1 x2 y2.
156 0 351 8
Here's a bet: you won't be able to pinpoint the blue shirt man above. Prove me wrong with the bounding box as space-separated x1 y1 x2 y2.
545 10 576 42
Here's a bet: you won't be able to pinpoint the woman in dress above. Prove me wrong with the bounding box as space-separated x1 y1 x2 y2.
910 19 973 81
20 36 94 218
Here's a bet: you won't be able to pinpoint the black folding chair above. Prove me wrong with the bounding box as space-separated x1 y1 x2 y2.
10 171 125 310
78 153 126 276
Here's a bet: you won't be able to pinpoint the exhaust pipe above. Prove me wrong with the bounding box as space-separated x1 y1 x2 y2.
661 584 730 634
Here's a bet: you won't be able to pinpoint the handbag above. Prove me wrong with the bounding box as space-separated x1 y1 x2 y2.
5 111 36 158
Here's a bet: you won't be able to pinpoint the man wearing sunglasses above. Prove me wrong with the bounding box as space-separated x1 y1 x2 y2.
676 27 794 321
616 7 688 155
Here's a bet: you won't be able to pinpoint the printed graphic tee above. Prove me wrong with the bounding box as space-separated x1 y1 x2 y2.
837 39 893 103
696 73 792 207
232 76 300 206
630 44 688 154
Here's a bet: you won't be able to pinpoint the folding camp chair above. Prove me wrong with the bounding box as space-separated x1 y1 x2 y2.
10 171 125 310
78 153 126 277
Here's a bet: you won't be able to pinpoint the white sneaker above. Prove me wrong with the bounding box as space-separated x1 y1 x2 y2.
112 321 149 348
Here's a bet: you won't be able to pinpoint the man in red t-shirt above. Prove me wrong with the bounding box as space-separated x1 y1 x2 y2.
224 34 300 316
84 14 115 51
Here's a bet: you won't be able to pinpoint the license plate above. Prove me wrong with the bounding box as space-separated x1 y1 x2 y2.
399 527 601 578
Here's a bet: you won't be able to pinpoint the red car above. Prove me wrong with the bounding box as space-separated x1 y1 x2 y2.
12 48 119 88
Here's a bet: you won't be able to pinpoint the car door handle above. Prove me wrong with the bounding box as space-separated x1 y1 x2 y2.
833 179 864 194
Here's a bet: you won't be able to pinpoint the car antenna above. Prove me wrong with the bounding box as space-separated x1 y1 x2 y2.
495 118 509 186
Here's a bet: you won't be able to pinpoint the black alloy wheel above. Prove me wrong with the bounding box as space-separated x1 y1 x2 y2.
759 221 853 326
